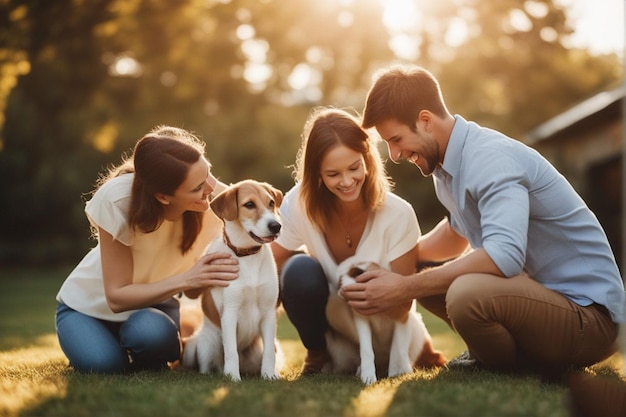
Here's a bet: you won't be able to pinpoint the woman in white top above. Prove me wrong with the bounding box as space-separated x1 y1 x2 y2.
271 107 422 375
55 126 239 373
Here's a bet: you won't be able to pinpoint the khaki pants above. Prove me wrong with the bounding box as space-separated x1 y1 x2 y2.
419 273 618 371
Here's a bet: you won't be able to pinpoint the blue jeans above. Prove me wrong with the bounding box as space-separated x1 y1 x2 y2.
280 254 329 351
55 298 181 373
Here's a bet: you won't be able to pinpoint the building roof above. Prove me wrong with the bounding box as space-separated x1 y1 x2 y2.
524 83 625 145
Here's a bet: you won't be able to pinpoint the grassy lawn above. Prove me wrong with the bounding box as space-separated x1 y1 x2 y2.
1 266 623 417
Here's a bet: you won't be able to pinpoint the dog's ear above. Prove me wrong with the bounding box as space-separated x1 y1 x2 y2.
210 186 239 221
262 183 283 208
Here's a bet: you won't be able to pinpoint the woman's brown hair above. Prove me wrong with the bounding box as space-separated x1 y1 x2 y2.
94 126 206 254
293 107 392 233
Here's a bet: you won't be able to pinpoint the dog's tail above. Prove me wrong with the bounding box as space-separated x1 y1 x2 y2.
414 339 447 369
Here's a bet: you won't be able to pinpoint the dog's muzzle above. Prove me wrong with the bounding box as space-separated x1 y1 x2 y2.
249 220 282 244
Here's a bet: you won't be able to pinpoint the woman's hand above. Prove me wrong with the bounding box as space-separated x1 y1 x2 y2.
183 252 239 298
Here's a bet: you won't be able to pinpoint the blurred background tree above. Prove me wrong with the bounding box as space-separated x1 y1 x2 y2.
0 0 621 266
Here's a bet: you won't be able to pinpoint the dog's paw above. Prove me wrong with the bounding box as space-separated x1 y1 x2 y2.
224 363 242 382
225 370 242 382
360 371 377 385
261 371 281 381
388 361 412 378
358 366 377 385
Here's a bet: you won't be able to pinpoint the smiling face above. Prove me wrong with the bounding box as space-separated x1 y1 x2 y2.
320 144 367 204
375 118 441 177
165 157 216 215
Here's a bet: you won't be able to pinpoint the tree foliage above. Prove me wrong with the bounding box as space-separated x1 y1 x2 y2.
0 0 621 265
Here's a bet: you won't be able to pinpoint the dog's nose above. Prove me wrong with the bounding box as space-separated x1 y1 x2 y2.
268 221 281 234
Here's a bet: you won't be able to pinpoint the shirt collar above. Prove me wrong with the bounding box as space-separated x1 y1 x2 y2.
439 114 469 178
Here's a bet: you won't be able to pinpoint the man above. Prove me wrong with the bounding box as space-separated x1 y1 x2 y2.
341 64 625 375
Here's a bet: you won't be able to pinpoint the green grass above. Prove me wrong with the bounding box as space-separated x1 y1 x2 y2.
0 266 623 417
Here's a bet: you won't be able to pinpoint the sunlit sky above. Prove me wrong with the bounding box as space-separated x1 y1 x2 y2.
381 0 624 59
557 0 624 55
111 0 624 99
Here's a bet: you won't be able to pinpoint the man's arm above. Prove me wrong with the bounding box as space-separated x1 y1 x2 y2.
416 216 470 264
341 247 503 316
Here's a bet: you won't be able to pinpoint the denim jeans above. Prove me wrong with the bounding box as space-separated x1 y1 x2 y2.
280 254 329 351
55 298 181 373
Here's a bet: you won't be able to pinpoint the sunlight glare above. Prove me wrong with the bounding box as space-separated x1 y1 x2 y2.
351 383 399 417
109 55 142 77
388 34 419 61
381 0 418 33
338 10 354 27
539 26 559 43
0 336 68 417
243 62 272 91
205 386 230 407
288 63 315 90
236 23 255 40
445 17 469 47
240 38 272 91
241 38 268 63
507 9 533 33
524 0 549 19
556 0 624 54
286 63 322 103
306 46 335 70
380 0 421 61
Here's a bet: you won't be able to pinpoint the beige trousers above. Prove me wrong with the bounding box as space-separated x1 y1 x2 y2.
419 273 618 371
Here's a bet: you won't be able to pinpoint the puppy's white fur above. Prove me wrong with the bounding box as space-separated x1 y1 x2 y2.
325 257 445 385
182 180 284 381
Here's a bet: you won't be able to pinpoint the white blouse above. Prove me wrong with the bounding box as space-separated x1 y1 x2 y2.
276 182 421 292
56 174 222 321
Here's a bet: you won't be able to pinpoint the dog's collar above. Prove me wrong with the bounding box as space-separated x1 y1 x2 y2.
223 232 262 257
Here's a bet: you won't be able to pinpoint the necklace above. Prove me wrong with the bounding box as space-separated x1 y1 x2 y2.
336 210 354 248
345 230 353 248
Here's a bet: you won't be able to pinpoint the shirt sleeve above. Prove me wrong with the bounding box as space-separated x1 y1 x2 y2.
469 151 529 277
85 175 134 246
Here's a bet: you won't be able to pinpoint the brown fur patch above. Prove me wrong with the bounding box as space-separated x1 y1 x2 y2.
179 303 204 339
414 339 447 368
201 291 221 329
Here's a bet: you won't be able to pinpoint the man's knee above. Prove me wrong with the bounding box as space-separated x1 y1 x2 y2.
446 273 499 326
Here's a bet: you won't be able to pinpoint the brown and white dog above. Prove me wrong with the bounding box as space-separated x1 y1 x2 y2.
326 258 447 385
182 180 284 381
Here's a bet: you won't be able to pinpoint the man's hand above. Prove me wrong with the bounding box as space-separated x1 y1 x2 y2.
340 269 412 316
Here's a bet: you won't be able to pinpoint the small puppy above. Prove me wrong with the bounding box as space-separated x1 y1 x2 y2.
326 258 446 385
182 180 284 381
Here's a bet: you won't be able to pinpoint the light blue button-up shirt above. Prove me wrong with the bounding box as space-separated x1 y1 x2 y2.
433 115 625 323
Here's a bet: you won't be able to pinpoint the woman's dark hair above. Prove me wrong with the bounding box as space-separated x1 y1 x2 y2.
95 126 206 254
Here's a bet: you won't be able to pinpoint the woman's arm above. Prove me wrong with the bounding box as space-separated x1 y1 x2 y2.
99 227 239 313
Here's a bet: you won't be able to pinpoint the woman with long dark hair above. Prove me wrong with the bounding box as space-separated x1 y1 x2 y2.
55 126 238 373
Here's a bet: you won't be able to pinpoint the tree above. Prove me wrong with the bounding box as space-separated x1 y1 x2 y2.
0 0 621 266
